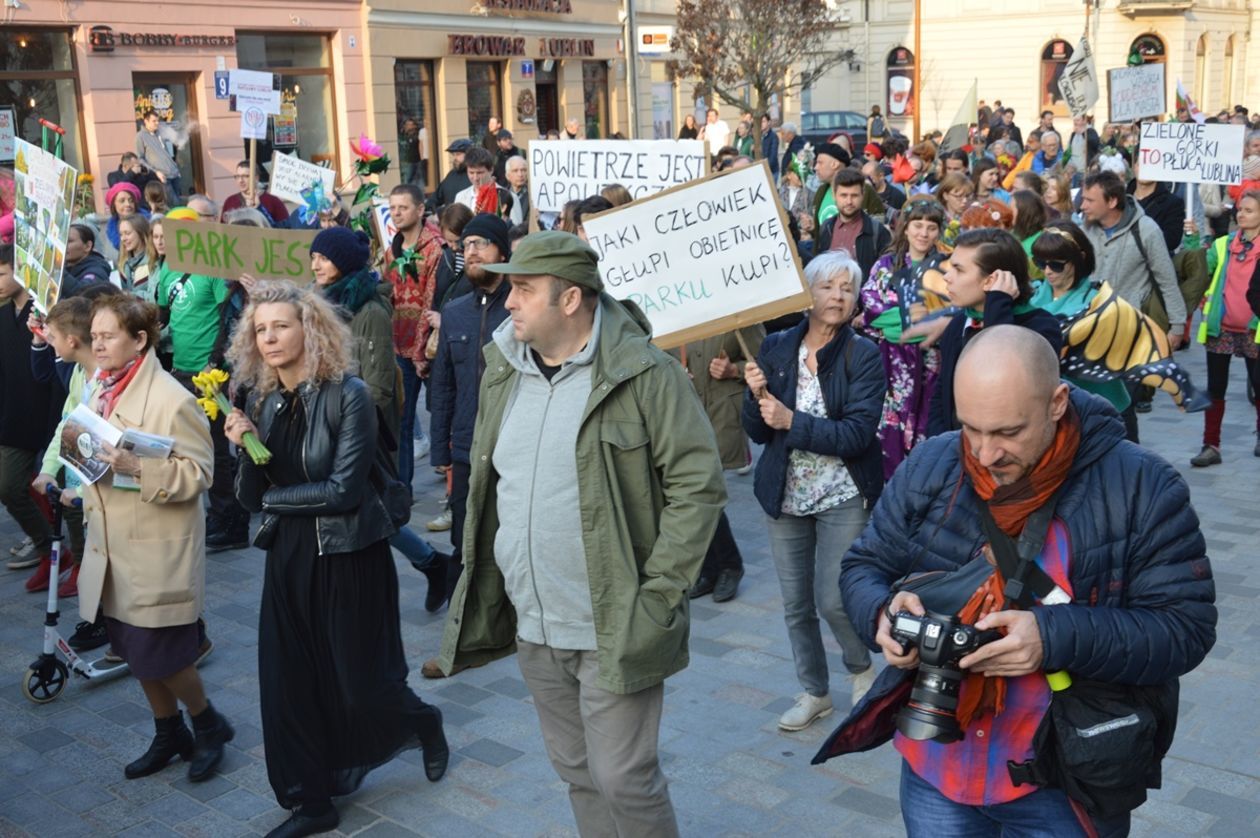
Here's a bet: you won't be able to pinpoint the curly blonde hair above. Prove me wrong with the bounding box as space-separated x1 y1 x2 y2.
226 281 352 400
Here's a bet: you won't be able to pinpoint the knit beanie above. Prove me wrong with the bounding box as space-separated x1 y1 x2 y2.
462 213 511 258
310 227 371 276
105 182 142 213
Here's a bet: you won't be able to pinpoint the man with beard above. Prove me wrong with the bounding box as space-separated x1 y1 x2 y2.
382 184 444 490
431 139 473 214
421 214 512 677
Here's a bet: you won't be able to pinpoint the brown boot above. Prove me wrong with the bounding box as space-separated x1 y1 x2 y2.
420 657 472 679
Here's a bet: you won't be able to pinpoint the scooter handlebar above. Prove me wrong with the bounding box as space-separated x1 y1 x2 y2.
44 483 83 508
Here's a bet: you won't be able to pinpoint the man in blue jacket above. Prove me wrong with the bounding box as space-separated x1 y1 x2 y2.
838 325 1215 835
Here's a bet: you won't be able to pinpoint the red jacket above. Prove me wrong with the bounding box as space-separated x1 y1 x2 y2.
383 219 443 375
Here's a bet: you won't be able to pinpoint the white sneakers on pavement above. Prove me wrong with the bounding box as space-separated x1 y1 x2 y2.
778 692 833 731
850 666 877 709
7 537 38 570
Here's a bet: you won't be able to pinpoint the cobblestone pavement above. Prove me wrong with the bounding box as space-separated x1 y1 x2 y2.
0 344 1257 837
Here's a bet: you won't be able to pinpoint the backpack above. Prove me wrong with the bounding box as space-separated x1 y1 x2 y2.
870 115 886 138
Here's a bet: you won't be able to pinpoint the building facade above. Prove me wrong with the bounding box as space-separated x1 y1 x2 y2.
811 0 1259 138
1 0 370 210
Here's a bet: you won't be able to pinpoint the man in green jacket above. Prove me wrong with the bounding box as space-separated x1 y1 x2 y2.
437 231 725 836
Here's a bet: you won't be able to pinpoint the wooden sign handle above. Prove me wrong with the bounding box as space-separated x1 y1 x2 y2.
248 138 257 205
733 329 767 400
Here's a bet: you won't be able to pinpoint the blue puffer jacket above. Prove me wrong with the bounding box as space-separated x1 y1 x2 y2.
428 280 511 467
841 387 1216 685
742 319 886 515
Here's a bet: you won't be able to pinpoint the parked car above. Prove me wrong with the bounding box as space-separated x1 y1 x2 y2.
800 110 868 153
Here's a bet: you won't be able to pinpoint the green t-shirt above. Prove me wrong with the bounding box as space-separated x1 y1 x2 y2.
157 263 230 372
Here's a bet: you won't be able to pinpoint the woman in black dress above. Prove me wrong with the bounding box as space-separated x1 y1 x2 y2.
224 282 447 838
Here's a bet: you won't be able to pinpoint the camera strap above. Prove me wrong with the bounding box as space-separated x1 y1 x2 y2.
976 488 1065 609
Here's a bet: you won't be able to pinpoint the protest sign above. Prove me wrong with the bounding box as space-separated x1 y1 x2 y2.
370 198 397 252
1057 37 1099 117
164 219 317 282
581 160 810 349
1108 63 1165 123
270 152 336 205
1137 122 1244 185
11 139 77 314
528 139 707 214
0 108 15 161
230 69 280 141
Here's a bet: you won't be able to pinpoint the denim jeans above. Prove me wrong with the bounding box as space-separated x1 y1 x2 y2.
396 354 423 489
765 495 871 697
389 525 440 571
900 761 1131 837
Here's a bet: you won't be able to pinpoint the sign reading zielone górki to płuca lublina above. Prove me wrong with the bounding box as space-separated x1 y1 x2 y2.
581 160 811 349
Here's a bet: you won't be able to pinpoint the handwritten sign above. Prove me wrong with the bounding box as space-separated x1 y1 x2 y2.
1108 64 1165 123
370 198 397 252
269 152 336 205
581 160 810 349
12 139 76 314
528 139 707 214
1137 122 1245 185
0 108 15 161
164 219 316 282
1057 38 1099 117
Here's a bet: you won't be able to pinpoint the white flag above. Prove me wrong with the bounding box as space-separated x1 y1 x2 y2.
1058 38 1100 117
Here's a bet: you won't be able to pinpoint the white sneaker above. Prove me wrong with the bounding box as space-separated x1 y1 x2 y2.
850 667 877 709
9 535 32 555
778 692 833 731
7 537 39 570
426 508 453 532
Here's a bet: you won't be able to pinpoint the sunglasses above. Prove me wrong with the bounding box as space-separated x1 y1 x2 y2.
1236 238 1255 263
1033 258 1069 273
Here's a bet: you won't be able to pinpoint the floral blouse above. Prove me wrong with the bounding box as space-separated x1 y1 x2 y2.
781 343 860 516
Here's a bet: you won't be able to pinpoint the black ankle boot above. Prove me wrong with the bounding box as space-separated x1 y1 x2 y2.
264 805 340 838
125 713 194 779
420 557 448 613
187 701 234 782
421 706 449 782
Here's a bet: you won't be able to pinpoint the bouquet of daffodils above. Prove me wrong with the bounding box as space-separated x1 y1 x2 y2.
192 369 271 464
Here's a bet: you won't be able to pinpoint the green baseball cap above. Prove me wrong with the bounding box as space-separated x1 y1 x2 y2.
482 230 604 292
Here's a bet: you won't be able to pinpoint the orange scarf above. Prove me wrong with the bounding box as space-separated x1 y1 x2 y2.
953 407 1081 727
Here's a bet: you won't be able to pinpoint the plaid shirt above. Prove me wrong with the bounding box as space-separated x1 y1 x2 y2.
896 519 1074 806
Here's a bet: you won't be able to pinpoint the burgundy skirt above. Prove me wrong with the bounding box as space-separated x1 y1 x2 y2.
103 617 201 680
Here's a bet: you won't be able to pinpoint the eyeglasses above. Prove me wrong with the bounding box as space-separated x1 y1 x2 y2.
1236 238 1255 263
1033 258 1069 273
462 237 493 252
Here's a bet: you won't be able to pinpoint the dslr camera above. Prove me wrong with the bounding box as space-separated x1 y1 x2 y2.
890 610 1002 743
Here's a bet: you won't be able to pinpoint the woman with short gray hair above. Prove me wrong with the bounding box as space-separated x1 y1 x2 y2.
742 249 887 731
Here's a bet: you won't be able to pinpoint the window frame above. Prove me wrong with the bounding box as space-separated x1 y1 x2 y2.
0 27 89 174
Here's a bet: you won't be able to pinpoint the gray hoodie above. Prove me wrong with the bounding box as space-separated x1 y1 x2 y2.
489 307 602 650
1083 195 1188 326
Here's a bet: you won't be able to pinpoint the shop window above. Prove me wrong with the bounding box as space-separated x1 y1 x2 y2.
650 62 675 140
886 47 915 119
1039 39 1073 117
1194 36 1207 107
394 61 438 191
466 62 503 145
1129 34 1165 65
582 61 609 139
0 29 86 173
1223 36 1235 108
235 32 336 175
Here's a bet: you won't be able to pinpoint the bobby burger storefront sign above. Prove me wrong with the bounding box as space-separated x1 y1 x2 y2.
89 25 237 52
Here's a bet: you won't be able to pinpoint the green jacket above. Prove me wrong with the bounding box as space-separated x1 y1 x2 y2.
1198 233 1260 344
346 279 401 442
438 295 727 694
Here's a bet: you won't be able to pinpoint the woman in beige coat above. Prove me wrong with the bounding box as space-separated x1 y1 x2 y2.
78 294 233 783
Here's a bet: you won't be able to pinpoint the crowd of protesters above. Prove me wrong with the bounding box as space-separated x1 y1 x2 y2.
0 98 1247 836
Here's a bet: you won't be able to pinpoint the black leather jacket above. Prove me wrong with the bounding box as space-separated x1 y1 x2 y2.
236 375 396 555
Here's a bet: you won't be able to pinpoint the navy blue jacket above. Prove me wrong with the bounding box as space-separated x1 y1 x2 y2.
429 280 510 467
927 292 1064 437
762 130 780 179
842 387 1216 686
741 319 885 515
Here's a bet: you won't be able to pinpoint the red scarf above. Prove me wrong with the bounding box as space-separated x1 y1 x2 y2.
95 354 145 419
952 406 1081 727
474 182 500 216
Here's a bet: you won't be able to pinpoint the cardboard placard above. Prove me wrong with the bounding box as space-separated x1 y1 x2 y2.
581 160 810 350
370 198 397 252
269 152 336 205
1137 122 1245 185
164 219 316 282
1108 64 1166 123
12 139 77 314
0 107 15 161
527 139 708 214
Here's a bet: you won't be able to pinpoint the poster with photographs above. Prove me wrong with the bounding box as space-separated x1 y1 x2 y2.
12 138 77 314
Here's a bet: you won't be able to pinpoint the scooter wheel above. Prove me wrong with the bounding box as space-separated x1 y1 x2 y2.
21 659 68 704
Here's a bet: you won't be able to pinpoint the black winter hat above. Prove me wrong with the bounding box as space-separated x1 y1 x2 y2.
461 213 511 258
815 142 852 167
310 227 371 276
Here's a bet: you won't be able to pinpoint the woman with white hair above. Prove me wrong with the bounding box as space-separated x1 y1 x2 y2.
741 250 886 731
